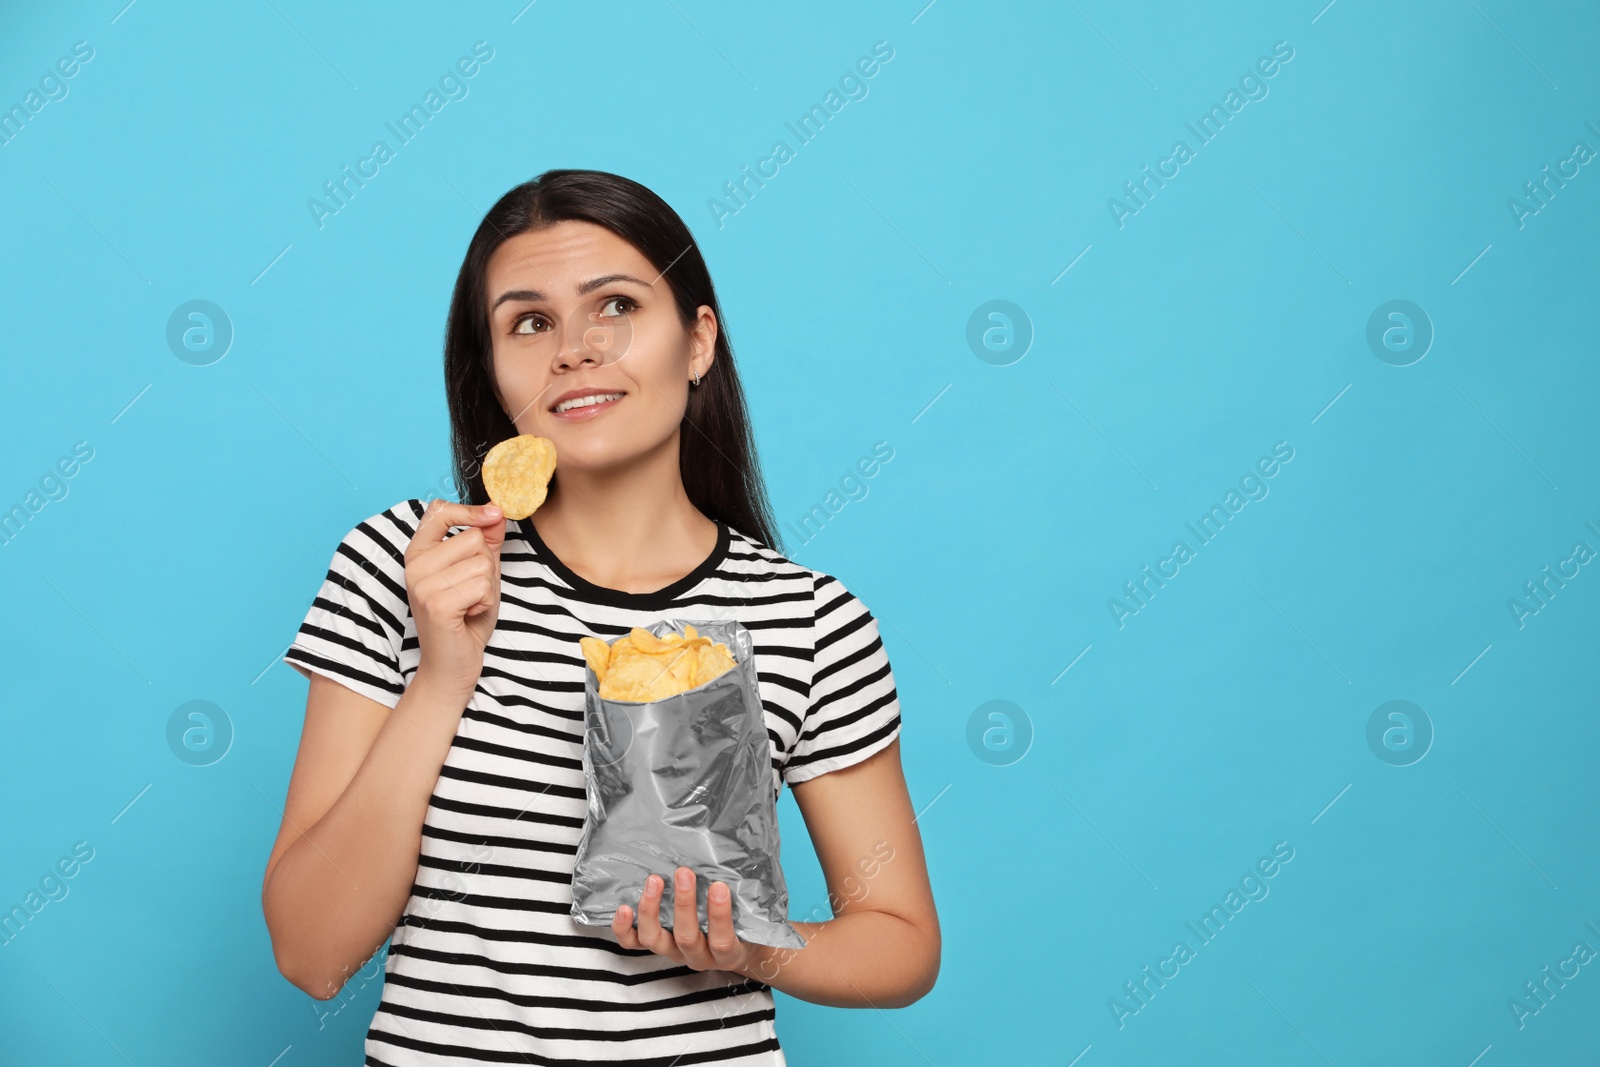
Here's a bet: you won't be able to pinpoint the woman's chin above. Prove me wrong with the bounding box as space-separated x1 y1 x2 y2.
542 449 640 479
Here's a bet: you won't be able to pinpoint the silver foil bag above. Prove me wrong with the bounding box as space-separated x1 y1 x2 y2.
570 618 807 950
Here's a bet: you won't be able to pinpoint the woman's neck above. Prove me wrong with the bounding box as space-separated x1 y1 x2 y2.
528 440 718 594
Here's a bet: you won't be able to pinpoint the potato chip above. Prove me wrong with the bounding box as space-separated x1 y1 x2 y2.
482 434 557 520
601 654 668 703
581 625 737 702
625 628 676 655
696 641 736 681
579 636 611 678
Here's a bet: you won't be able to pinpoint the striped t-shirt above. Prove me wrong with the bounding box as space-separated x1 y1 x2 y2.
282 497 903 1065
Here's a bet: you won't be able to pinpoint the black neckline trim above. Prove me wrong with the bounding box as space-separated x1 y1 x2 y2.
517 515 730 610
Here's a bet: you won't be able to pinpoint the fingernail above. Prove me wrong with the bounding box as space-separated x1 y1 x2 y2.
484 506 500 519
648 875 661 894
711 882 727 902
676 868 693 890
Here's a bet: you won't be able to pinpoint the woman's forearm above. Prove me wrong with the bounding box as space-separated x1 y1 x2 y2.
263 675 471 999
734 910 940 1009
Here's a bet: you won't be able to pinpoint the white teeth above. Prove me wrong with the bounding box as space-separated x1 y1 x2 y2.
553 392 624 413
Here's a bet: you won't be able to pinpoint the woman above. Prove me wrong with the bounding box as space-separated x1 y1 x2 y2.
262 169 939 1064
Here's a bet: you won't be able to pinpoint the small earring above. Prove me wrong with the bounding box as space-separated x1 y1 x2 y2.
692 371 701 386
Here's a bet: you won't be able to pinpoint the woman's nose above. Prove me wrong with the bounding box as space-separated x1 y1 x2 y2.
554 308 632 368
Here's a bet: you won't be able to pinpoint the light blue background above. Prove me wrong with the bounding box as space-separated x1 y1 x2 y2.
2 1 1597 1063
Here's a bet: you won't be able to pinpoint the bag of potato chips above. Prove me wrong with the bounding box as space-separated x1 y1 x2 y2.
570 618 807 950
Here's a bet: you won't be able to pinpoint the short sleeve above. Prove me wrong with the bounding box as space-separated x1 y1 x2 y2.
282 505 414 710
783 573 903 785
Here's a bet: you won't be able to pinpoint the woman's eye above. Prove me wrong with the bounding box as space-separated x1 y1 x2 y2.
512 297 634 336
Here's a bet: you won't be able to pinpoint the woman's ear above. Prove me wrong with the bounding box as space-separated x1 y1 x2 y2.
691 306 718 377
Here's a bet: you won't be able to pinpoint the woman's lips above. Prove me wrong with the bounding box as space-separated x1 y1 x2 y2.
551 394 623 421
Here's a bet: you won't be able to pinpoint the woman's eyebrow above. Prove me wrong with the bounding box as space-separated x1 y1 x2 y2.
491 273 653 311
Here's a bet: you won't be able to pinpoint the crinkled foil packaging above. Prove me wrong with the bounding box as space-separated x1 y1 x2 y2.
570 618 807 950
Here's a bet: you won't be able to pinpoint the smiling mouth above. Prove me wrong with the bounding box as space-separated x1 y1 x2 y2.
551 392 626 415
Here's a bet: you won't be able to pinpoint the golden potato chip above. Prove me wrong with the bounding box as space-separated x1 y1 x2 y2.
579 636 611 678
602 652 670 699
696 641 736 681
580 625 737 702
625 628 675 655
627 627 705 654
482 434 557 520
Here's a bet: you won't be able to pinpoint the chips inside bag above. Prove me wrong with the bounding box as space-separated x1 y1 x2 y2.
570 618 807 950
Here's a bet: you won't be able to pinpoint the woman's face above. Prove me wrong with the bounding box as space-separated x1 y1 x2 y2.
483 219 716 475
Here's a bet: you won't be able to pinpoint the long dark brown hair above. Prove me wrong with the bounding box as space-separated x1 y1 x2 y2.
443 168 780 551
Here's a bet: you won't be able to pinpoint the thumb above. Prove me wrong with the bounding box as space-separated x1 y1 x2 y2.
480 504 507 554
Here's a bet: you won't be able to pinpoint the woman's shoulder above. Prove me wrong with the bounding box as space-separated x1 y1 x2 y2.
324 498 432 570
721 526 875 622
722 523 823 585
356 497 432 540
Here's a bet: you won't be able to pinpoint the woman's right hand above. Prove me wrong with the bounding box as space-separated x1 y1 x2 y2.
405 499 506 700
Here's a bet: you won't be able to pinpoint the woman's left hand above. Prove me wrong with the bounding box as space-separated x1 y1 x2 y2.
613 867 765 977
